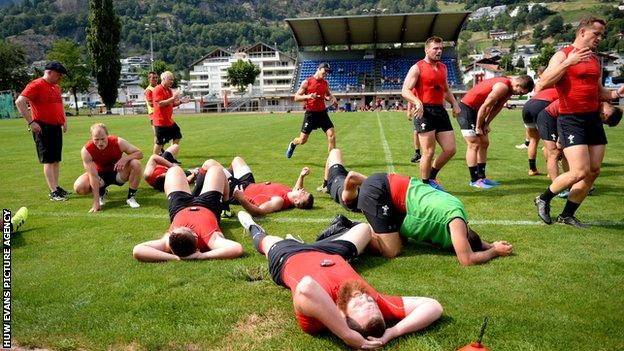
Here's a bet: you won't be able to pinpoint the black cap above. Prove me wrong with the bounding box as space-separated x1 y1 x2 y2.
44 61 68 75
318 62 332 72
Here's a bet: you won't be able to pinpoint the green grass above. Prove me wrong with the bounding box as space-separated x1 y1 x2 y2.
2 110 624 350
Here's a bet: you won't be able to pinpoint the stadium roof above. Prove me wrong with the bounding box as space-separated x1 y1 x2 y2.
285 12 471 48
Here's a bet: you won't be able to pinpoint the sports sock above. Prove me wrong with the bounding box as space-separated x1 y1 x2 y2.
539 187 557 202
469 166 479 182
415 148 421 156
429 167 440 180
99 186 107 196
560 200 580 218
249 225 267 254
127 188 137 199
477 163 486 179
322 179 327 188
524 139 529 147
422 179 429 184
192 168 207 197
162 151 175 163
529 159 537 172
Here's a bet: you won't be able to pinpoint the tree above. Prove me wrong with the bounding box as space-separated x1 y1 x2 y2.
0 39 30 92
226 59 260 94
529 44 556 72
87 0 121 112
545 15 564 38
139 60 177 89
516 55 525 69
47 39 92 116
500 54 514 73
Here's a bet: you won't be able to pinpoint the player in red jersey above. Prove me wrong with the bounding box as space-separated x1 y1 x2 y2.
521 66 558 176
236 210 442 349
73 123 143 212
534 16 624 227
143 144 197 191
152 71 189 155
457 75 534 188
15 61 70 201
287 62 338 159
402 36 461 191
133 164 243 262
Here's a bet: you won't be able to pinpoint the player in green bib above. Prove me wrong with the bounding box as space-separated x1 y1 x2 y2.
357 172 512 265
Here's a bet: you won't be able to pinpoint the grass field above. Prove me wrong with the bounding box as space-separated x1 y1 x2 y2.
2 110 623 351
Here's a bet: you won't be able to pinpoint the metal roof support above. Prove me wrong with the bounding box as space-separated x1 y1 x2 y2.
426 13 439 39
373 16 378 48
399 14 408 47
314 19 327 49
344 18 352 50
452 13 472 45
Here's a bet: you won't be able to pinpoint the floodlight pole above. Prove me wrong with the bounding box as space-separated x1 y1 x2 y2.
145 23 156 70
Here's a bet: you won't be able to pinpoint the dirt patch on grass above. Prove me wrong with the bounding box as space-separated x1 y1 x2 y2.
217 309 290 350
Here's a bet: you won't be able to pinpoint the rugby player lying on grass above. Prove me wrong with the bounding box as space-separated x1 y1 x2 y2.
237 210 442 349
133 164 242 262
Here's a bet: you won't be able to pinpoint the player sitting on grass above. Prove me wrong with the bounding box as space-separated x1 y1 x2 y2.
132 164 243 262
357 172 513 265
237 210 442 349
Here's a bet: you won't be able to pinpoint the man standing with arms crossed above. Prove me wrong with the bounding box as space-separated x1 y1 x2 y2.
144 71 159 154
15 61 70 201
286 62 338 159
402 36 461 191
534 16 624 227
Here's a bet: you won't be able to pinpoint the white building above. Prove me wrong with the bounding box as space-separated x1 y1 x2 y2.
188 42 297 100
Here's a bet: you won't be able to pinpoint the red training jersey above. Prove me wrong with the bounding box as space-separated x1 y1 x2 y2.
146 165 168 188
544 99 560 118
388 174 410 214
556 46 601 114
305 77 329 112
243 183 293 209
20 77 65 125
85 135 122 173
415 60 448 105
281 251 406 333
170 207 220 252
152 84 174 127
462 77 512 110
531 87 558 102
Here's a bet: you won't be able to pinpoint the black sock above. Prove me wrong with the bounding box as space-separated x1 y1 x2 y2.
469 166 479 182
192 170 206 197
524 139 529 146
99 186 107 196
162 151 175 163
422 179 429 184
127 188 137 199
323 179 327 187
560 200 581 218
429 167 440 180
415 149 421 155
539 188 556 202
477 163 486 179
529 159 537 172
250 225 267 254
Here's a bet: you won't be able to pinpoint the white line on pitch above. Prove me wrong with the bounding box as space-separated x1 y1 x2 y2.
376 111 395 173
30 211 624 226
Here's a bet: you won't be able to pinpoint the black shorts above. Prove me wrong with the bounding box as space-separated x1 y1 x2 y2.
356 173 404 233
227 172 255 203
327 164 359 212
522 99 550 127
301 110 334 134
167 190 223 222
32 121 63 163
457 102 477 134
155 123 182 145
537 110 558 142
98 171 124 188
558 113 607 148
267 239 358 287
414 105 453 133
